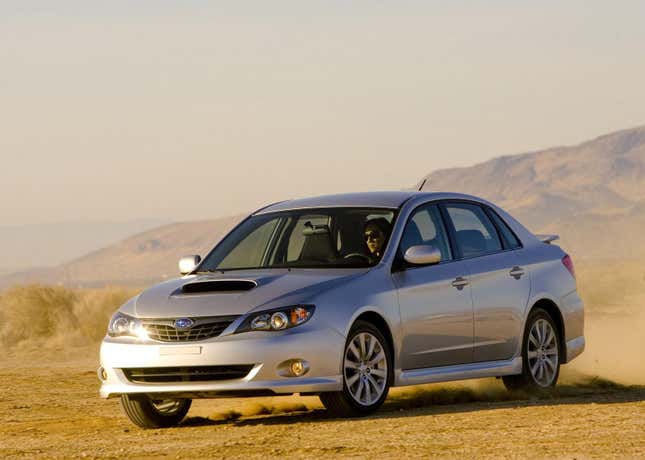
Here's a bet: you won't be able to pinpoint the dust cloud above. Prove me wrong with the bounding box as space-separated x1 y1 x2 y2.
571 260 645 385
568 307 645 384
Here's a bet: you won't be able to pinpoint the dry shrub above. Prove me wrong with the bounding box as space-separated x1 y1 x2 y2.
0 284 79 346
0 284 137 349
72 287 137 343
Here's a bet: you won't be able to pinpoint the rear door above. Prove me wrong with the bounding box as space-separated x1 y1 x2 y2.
392 203 474 370
441 202 530 363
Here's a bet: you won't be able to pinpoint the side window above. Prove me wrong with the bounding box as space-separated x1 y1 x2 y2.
286 215 329 262
399 204 452 262
487 208 521 249
445 203 502 258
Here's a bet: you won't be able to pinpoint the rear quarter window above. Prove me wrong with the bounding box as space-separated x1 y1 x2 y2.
487 208 522 249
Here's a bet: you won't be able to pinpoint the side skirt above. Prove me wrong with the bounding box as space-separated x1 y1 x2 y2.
394 357 522 387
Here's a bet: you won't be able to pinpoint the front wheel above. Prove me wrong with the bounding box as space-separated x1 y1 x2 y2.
120 395 191 428
319 320 392 417
503 308 561 392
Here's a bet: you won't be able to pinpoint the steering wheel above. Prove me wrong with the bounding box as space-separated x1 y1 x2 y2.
343 253 373 263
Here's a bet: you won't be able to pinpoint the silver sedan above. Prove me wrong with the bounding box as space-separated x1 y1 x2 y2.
99 191 585 428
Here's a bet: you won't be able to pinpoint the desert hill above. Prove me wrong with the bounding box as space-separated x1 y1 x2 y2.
2 125 645 288
0 216 242 288
0 219 169 273
419 125 645 218
418 125 645 258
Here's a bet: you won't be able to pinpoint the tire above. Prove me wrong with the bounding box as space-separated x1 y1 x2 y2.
120 394 191 429
319 320 392 417
503 307 561 392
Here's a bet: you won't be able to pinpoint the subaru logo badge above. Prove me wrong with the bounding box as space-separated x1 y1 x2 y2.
174 318 194 330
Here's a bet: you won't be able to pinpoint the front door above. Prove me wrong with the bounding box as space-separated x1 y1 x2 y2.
393 204 474 370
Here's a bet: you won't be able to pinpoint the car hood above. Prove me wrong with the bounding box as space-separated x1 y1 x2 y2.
132 269 367 318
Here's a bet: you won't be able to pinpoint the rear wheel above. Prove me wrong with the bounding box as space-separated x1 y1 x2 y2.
319 320 392 417
120 395 191 428
503 308 561 392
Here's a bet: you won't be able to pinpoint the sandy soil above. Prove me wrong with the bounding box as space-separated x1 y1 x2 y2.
1 352 644 459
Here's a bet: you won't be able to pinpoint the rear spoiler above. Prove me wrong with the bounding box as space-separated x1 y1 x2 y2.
536 234 559 244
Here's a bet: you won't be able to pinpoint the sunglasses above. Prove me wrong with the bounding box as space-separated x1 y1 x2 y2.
364 231 383 241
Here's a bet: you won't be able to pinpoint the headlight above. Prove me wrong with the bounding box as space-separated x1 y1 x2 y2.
235 305 315 333
107 312 147 339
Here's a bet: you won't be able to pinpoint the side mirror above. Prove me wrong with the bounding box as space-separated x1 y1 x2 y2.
179 255 201 275
403 245 441 266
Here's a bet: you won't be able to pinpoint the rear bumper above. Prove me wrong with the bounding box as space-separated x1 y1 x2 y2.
99 327 344 398
565 336 585 363
560 291 585 348
560 289 585 363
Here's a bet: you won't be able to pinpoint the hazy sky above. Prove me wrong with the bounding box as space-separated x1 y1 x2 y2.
2 0 645 225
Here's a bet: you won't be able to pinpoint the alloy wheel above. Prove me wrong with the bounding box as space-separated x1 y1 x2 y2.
527 318 559 387
150 399 184 415
343 332 388 406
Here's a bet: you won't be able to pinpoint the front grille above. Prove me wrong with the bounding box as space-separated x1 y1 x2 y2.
143 317 238 342
122 365 254 383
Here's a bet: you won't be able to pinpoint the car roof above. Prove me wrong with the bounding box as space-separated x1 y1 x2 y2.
254 191 416 214
254 191 488 214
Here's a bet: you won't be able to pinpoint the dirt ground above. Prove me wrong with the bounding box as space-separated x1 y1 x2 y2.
1 351 644 459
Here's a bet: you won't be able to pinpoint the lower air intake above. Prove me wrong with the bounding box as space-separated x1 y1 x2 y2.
122 365 254 383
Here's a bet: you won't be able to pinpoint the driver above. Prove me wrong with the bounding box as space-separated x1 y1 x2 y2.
363 218 392 261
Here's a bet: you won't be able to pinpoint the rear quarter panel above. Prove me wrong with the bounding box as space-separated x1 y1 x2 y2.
487 201 585 355
517 243 584 344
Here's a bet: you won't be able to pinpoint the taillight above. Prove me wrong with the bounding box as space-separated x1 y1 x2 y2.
562 254 575 279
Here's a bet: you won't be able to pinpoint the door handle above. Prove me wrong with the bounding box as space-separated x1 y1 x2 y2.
451 276 469 290
509 266 525 280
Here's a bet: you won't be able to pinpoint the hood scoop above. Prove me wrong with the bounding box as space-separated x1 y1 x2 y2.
181 279 257 294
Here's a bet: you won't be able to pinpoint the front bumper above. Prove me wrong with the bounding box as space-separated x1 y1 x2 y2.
99 327 344 399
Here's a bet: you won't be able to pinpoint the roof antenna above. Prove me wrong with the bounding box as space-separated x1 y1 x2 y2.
418 179 427 191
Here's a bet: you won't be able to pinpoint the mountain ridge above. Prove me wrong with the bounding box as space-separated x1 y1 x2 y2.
0 216 243 288
418 124 645 227
418 123 645 182
3 124 645 288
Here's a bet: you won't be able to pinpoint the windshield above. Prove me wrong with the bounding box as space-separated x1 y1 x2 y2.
197 208 397 271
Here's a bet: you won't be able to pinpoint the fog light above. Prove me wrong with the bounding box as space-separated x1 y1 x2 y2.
290 360 305 377
97 367 107 382
277 359 310 377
